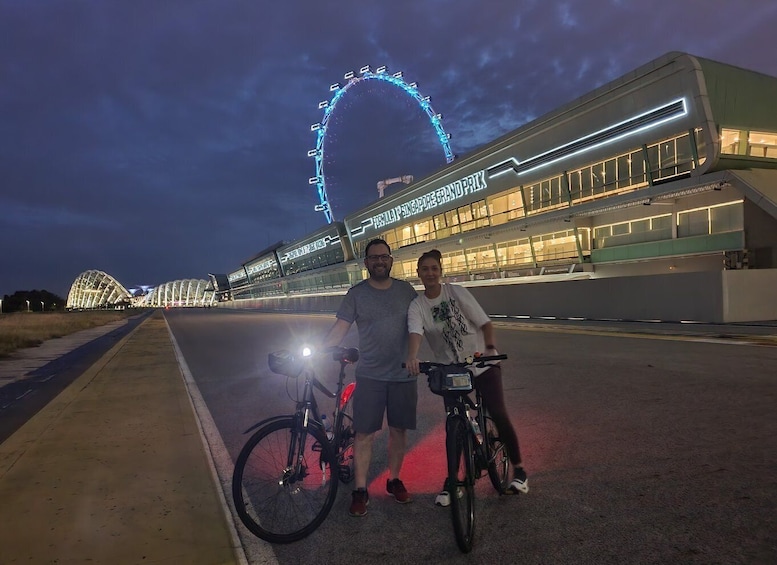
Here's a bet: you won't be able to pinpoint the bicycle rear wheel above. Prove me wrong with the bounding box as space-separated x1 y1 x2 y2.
232 417 338 543
334 388 355 483
484 414 510 492
446 415 476 553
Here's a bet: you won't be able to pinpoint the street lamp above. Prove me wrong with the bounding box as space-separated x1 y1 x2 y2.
0 298 3 314
41 301 45 312
26 300 30 312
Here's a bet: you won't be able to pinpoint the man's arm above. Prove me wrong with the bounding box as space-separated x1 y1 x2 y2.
323 318 352 348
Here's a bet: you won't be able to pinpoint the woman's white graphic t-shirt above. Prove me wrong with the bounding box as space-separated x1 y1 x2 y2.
407 283 491 376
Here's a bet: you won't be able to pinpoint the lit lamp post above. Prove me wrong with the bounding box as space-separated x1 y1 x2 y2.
0 298 3 314
26 300 30 312
41 301 45 312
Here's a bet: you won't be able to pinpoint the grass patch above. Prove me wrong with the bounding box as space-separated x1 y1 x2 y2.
0 310 138 358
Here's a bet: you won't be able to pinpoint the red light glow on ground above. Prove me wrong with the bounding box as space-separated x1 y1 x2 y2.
368 421 449 496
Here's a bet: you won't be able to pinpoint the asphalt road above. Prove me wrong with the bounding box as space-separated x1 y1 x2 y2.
164 308 777 565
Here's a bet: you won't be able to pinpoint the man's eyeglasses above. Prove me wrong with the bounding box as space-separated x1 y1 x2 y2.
366 254 392 261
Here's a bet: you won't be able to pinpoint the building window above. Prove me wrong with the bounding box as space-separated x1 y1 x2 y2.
442 249 467 275
748 130 777 158
413 219 434 242
496 238 533 267
534 229 580 263
721 128 777 158
487 189 523 226
594 214 672 249
466 245 498 272
677 201 743 238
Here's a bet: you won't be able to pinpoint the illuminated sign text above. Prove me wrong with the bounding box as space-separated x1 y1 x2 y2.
370 170 487 230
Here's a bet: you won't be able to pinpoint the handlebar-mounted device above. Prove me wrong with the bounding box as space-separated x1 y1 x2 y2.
415 353 507 396
427 366 474 396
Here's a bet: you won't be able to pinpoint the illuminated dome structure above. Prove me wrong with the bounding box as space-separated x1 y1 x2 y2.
66 271 215 309
136 279 214 308
66 270 132 309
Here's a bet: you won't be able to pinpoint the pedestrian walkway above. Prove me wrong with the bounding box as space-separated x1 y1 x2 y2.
0 311 241 564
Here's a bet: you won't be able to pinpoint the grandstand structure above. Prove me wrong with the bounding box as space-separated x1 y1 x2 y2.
213 52 777 323
66 270 214 309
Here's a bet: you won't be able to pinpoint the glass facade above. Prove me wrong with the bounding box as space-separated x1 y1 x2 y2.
721 128 777 158
357 129 700 281
595 214 673 249
246 255 281 283
367 130 701 257
284 269 353 295
677 201 744 238
280 244 345 276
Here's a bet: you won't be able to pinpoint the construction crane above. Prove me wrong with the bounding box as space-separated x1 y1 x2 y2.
377 175 414 198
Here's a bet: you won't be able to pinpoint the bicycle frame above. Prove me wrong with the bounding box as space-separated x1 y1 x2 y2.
242 351 353 439
232 346 358 543
444 389 490 475
416 353 508 553
243 356 354 480
289 367 353 480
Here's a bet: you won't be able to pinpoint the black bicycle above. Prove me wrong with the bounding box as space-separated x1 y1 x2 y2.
231 346 358 543
417 353 510 553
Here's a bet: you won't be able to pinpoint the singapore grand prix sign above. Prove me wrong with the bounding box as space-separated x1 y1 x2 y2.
369 169 487 230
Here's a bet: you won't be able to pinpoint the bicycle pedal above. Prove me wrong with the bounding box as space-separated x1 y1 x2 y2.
338 464 354 483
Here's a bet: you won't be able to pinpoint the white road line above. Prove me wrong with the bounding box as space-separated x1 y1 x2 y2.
495 322 775 346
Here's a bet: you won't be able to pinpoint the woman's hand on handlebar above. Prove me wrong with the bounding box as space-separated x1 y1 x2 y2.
405 357 421 377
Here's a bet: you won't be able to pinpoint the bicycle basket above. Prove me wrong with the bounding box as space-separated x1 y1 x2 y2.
268 350 303 378
427 366 473 396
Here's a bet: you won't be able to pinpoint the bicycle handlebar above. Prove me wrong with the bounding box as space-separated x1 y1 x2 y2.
268 346 359 378
403 353 507 375
327 346 359 364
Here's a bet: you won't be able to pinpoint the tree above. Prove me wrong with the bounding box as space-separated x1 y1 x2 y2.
2 290 65 312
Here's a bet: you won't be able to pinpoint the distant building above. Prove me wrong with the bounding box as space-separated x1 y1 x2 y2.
67 270 214 309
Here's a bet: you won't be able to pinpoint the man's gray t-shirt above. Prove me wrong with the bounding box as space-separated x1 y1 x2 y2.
336 278 418 382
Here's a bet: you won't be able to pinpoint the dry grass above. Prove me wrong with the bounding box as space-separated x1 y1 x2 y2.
0 310 138 358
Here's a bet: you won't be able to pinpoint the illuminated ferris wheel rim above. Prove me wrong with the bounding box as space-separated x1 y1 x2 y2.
308 65 455 224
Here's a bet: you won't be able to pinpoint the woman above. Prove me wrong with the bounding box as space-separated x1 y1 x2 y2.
405 249 528 505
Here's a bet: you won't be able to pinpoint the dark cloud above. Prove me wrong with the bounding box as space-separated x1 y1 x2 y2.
1 0 776 297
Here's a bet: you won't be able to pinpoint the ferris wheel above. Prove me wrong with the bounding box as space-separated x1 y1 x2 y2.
309 65 455 223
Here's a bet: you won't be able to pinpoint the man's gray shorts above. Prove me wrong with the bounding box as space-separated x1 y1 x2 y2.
352 377 417 434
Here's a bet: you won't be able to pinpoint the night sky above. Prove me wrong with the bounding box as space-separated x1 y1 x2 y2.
2 1 776 299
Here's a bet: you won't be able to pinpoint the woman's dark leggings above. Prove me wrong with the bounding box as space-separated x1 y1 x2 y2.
474 365 523 466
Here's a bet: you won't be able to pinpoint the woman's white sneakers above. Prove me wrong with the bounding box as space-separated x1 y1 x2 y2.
507 477 529 494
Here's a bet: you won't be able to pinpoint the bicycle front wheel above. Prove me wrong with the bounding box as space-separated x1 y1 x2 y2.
232 417 338 544
485 414 510 492
446 415 476 553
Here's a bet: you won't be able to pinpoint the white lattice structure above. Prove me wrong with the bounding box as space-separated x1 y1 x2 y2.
66 270 132 309
138 279 215 308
